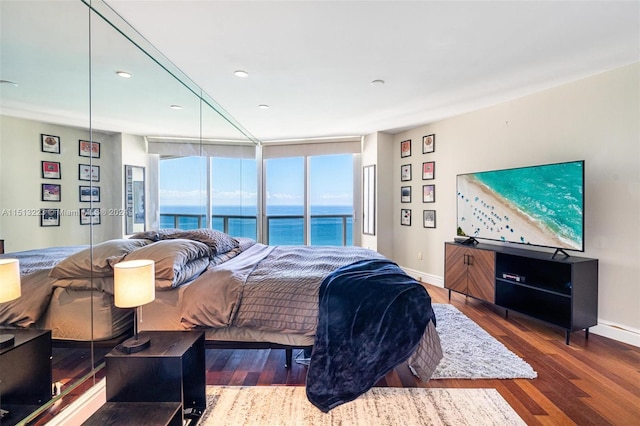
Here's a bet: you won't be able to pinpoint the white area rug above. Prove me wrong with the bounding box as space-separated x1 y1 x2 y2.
431 303 537 379
200 386 526 425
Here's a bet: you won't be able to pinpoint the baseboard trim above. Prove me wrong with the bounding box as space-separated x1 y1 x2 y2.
401 266 443 288
45 378 106 426
590 322 640 348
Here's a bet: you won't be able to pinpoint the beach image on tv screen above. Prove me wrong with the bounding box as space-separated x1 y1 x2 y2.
456 161 584 251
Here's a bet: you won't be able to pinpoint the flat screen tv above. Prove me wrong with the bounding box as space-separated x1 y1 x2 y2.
456 160 584 253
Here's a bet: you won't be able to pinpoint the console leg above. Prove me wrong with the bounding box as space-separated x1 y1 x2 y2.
505 309 509 320
285 348 292 368
448 289 451 301
565 331 570 345
585 328 589 340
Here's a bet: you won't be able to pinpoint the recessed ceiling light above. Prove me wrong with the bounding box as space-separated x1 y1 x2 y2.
116 71 132 78
234 70 249 78
0 80 18 87
371 79 385 86
170 105 183 110
258 104 270 109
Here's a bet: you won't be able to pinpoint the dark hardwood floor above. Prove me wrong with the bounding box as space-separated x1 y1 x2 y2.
205 283 640 425
37 283 639 425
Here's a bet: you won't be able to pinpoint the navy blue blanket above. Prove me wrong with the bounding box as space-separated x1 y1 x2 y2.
306 258 435 412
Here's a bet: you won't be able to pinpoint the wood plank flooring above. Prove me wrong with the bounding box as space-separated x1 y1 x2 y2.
205 284 640 425
35 283 640 425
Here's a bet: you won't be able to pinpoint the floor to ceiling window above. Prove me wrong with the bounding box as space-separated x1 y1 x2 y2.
159 156 208 229
159 146 358 246
211 157 257 239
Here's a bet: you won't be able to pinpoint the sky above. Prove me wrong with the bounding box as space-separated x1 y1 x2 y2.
159 154 353 207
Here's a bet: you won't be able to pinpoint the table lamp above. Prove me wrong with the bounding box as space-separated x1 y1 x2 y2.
114 259 155 354
0 258 21 349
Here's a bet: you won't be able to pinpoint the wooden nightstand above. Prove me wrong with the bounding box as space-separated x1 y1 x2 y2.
84 330 206 425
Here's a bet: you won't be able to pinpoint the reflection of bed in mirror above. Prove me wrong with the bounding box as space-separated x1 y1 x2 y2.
0 245 133 344
1 229 443 410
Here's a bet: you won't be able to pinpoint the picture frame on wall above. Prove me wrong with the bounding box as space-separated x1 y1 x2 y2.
79 185 100 202
400 139 411 158
401 208 412 226
422 161 435 180
422 134 435 154
423 184 435 203
423 210 436 228
401 186 412 203
79 139 100 158
79 164 100 181
42 161 61 179
40 208 60 227
41 134 60 154
42 183 61 202
401 164 412 181
79 207 101 225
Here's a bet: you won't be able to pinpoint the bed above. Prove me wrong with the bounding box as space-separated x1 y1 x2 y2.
0 228 443 411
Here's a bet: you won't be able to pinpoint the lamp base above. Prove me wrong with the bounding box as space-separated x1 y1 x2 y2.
0 333 15 349
119 335 150 354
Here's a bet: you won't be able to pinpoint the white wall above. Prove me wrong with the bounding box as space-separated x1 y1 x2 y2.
382 63 640 346
0 116 152 250
0 116 114 251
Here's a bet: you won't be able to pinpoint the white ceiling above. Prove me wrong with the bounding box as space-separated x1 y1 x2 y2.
105 1 640 143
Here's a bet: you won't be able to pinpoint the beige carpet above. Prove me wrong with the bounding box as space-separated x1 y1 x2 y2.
199 386 526 425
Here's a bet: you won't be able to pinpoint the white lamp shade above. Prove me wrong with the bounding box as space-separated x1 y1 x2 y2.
113 259 155 308
0 258 21 303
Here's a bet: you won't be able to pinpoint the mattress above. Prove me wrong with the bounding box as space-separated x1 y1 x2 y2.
37 288 132 342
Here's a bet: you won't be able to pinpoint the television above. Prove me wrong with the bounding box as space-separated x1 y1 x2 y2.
456 160 585 254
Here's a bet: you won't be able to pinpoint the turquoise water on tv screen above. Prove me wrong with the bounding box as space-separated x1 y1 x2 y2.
472 161 584 250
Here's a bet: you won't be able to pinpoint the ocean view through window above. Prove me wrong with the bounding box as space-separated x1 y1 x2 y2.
159 154 354 246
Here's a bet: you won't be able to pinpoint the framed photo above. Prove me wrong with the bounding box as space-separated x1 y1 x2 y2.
79 164 100 181
423 210 436 228
401 186 412 203
79 185 100 202
42 183 61 202
79 207 101 225
400 139 411 158
42 161 61 179
79 139 100 158
401 164 412 181
401 208 412 226
423 184 435 203
422 161 435 180
40 208 60 227
41 134 60 154
422 134 435 154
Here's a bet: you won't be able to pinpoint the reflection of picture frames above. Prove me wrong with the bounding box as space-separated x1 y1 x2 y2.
40 208 60 227
79 164 100 181
79 185 100 202
41 134 60 154
80 207 101 225
422 134 435 153
423 210 436 228
401 186 412 203
423 184 436 203
42 161 61 179
422 161 435 180
401 164 412 181
401 208 411 226
42 184 61 202
400 139 411 158
79 139 100 158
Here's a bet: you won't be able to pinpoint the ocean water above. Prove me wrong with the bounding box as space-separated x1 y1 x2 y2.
160 205 353 246
471 161 583 248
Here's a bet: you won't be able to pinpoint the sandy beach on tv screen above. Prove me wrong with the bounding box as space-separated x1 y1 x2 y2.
457 176 575 249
